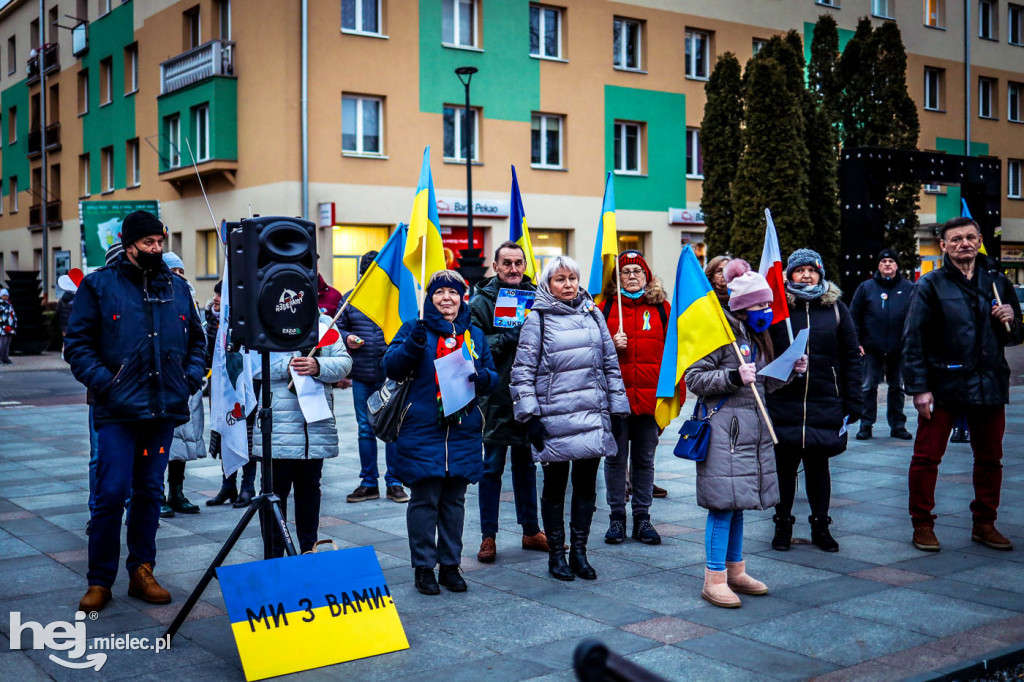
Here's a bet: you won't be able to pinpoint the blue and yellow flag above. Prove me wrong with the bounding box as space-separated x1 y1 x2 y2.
403 147 447 286
588 172 618 305
962 197 988 255
346 223 419 343
654 245 736 429
510 165 539 281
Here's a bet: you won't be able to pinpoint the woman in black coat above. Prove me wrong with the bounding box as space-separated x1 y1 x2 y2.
767 249 863 552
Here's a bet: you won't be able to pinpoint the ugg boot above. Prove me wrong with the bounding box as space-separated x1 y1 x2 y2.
541 498 573 581
168 483 200 515
810 515 839 552
726 561 768 595
702 568 741 608
771 514 795 551
568 496 597 580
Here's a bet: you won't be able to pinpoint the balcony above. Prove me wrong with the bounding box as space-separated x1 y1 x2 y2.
25 123 61 158
28 200 62 230
160 40 235 95
26 43 60 85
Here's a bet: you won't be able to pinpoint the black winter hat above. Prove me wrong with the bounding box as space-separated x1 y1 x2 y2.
878 248 899 265
120 211 165 246
214 280 222 295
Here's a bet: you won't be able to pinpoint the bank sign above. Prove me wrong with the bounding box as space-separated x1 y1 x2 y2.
79 200 161 270
435 197 511 218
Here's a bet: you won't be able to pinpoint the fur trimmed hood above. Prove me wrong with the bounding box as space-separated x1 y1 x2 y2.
603 276 667 305
785 281 843 308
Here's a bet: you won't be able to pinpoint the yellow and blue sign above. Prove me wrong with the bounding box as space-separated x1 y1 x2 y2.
217 546 409 681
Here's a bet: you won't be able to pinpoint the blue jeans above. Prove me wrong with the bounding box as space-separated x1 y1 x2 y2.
351 379 399 488
88 405 99 514
88 420 174 588
705 510 744 571
478 444 540 539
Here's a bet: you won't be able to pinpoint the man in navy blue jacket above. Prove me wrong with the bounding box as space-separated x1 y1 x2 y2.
65 211 206 613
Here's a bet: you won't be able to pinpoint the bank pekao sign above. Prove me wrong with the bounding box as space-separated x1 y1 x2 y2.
436 197 511 218
668 207 706 226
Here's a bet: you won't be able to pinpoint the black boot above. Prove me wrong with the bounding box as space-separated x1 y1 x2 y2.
540 498 573 581
809 515 839 552
168 483 200 514
233 461 258 508
159 487 175 518
437 565 467 592
568 497 597 580
206 476 238 506
414 567 440 595
772 514 795 551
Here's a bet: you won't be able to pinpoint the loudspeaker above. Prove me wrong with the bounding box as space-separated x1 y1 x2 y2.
227 216 319 352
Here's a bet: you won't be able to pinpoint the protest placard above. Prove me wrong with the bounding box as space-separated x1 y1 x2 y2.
493 288 535 328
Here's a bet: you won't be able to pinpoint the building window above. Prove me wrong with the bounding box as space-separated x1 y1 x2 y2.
872 0 893 18
79 154 90 197
77 69 89 115
7 106 15 144
166 114 181 168
531 113 563 169
197 229 221 276
924 183 946 194
686 128 703 178
979 0 996 40
924 67 944 111
342 95 383 155
127 138 140 186
752 38 767 55
101 146 114 192
216 0 231 39
1009 82 1023 122
191 105 210 161
979 77 997 118
1010 4 1023 45
342 0 380 34
613 121 642 174
9 177 17 213
443 105 479 161
184 6 201 50
124 43 138 94
529 4 562 59
816 0 839 7
925 0 944 28
613 18 642 70
1010 159 1022 198
442 0 477 48
685 29 711 80
99 57 112 106
98 0 111 16
7 37 15 75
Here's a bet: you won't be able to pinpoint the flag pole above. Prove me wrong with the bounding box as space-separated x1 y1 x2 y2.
420 235 428 320
729 341 779 444
616 248 624 334
993 283 1012 332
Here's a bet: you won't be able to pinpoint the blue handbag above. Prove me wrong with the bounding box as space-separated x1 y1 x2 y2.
673 396 729 462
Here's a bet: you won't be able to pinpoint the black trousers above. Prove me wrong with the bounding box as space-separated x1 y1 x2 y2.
269 458 324 555
774 446 831 518
541 458 600 509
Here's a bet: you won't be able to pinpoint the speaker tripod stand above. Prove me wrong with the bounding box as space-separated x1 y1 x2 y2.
164 351 297 641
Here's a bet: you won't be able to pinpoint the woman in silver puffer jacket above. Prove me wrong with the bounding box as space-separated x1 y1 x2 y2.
511 255 630 582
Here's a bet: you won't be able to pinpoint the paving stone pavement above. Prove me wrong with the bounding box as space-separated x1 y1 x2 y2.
2 376 1024 681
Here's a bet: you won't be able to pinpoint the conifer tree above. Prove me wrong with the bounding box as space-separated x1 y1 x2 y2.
809 15 842 129
700 53 743 259
806 17 842 278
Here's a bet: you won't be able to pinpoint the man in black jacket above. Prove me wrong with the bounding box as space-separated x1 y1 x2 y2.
904 217 1024 553
851 248 913 440
470 241 548 562
65 211 207 612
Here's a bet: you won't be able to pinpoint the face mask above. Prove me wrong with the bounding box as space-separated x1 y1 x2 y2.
745 309 773 334
622 288 645 299
134 249 164 272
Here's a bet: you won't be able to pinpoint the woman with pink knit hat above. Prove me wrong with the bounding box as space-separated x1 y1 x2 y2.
684 259 807 608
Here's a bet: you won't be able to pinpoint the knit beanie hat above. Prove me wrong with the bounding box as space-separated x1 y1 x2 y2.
427 271 467 299
618 250 652 281
105 242 125 265
786 248 825 281
0 289 8 298
120 211 165 246
878 247 899 265
162 252 185 272
724 259 774 311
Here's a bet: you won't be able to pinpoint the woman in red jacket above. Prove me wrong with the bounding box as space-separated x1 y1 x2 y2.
600 251 671 546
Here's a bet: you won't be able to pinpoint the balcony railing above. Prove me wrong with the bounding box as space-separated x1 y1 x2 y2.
27 129 40 156
25 123 61 157
29 200 62 229
26 43 60 84
160 40 235 95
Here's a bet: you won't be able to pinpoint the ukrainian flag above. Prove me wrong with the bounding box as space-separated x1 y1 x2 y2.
346 223 419 343
403 147 447 286
588 172 618 305
510 165 539 281
963 198 988 255
654 245 736 429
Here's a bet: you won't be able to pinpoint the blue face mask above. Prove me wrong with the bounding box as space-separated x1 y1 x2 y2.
745 309 773 334
622 288 645 299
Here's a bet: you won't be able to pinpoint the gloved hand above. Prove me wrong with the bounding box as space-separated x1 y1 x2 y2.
499 327 521 348
738 362 757 386
611 414 627 441
467 371 490 392
408 319 428 347
526 416 547 451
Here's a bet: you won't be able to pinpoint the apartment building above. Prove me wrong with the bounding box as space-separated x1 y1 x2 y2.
0 0 1022 302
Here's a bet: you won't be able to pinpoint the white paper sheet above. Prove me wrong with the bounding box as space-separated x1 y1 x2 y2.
759 328 810 381
289 366 333 423
839 414 850 436
433 348 476 416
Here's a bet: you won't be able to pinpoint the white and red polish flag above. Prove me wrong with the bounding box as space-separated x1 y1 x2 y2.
493 292 520 321
758 208 791 330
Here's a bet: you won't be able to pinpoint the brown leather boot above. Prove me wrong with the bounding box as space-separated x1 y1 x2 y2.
128 563 172 604
477 537 496 563
912 525 940 552
972 523 1013 550
652 484 668 499
522 531 550 552
78 586 112 612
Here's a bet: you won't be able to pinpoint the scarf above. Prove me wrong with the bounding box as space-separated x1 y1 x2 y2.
786 279 829 302
433 332 470 426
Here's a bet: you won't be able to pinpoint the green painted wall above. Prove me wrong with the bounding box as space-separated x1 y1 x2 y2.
80 2 135 192
418 0 539 121
934 137 990 222
603 85 687 212
156 77 238 172
0 79 29 198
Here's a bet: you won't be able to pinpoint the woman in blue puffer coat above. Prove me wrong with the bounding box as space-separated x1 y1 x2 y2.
383 270 497 596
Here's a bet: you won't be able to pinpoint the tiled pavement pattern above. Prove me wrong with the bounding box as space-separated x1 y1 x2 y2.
2 380 1024 681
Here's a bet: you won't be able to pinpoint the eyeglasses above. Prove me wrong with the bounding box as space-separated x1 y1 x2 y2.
621 268 645 278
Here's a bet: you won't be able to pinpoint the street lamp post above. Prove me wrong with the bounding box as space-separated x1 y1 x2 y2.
454 66 485 286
